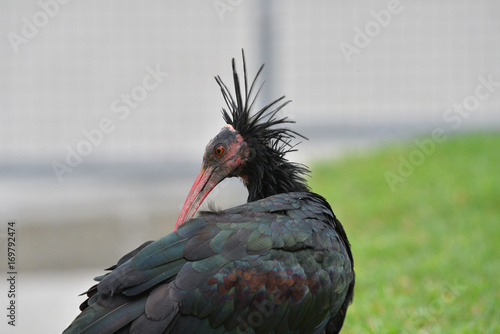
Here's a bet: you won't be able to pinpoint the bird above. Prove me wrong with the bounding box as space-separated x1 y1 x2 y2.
63 51 355 334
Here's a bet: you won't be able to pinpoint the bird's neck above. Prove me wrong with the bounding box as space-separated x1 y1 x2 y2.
243 157 309 202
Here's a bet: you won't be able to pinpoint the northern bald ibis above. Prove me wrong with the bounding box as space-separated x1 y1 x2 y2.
64 51 354 334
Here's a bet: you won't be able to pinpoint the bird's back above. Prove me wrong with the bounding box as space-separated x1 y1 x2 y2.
64 192 354 334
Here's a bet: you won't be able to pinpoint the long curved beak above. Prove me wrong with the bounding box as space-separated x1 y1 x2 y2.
174 166 221 230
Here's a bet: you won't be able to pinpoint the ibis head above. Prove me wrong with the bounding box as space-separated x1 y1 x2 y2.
175 51 309 229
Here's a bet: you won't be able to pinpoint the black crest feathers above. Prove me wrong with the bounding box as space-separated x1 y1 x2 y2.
214 50 306 161
214 50 310 201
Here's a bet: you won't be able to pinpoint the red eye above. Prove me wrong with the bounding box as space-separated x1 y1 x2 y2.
214 145 225 156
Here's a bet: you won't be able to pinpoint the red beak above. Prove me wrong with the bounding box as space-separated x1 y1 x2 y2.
174 166 221 230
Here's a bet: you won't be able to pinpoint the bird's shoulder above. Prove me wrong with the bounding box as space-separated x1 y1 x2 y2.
197 191 344 251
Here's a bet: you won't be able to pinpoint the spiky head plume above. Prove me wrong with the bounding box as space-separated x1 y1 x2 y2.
214 50 310 201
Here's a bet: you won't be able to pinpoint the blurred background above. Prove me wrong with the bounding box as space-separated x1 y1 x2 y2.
0 1 499 332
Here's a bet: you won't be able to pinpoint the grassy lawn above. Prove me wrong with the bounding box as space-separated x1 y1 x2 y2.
309 132 500 334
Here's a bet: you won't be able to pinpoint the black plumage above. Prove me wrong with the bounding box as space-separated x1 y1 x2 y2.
64 51 354 334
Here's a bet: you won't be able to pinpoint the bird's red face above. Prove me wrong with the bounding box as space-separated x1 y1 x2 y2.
174 124 250 229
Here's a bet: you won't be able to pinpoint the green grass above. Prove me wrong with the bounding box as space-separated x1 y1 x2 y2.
309 132 500 334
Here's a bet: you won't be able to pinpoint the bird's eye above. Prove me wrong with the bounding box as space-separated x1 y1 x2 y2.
214 145 225 156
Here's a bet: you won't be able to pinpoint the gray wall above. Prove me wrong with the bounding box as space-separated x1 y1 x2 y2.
2 1 499 165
